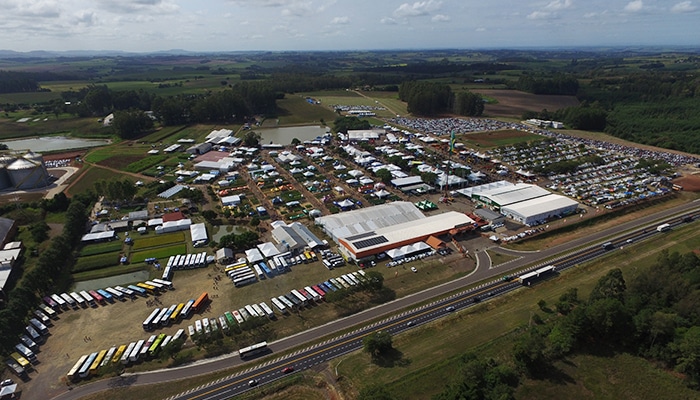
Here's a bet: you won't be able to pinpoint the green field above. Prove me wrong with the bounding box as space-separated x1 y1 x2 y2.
131 232 186 250
129 244 187 263
276 95 338 125
79 241 124 257
73 252 122 272
65 165 131 197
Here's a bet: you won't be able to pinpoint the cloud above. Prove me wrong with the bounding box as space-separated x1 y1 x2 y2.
10 0 62 18
544 0 573 11
281 2 313 17
624 0 644 12
227 0 289 6
393 0 442 18
99 0 179 14
475 27 486 32
671 1 697 13
380 17 398 24
527 11 551 20
74 10 97 26
330 16 349 24
431 14 450 22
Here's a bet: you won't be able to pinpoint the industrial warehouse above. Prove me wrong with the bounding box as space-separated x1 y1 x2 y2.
457 181 579 226
315 202 475 261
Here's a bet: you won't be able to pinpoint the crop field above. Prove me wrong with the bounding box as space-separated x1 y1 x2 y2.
125 154 169 173
65 165 130 197
0 114 108 140
79 241 124 257
73 252 122 272
0 91 62 104
131 232 186 250
129 244 187 263
472 89 580 118
460 129 543 148
276 95 338 125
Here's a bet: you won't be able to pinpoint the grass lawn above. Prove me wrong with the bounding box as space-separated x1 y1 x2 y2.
73 252 122 272
65 165 131 197
0 114 109 140
276 95 339 126
79 241 124 257
129 244 188 263
72 264 148 282
131 232 186 250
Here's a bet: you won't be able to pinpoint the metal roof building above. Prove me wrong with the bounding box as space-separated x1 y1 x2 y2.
315 201 425 242
471 183 550 209
500 195 579 225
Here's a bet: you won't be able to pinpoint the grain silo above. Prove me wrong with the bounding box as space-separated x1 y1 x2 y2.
0 154 16 190
7 152 50 189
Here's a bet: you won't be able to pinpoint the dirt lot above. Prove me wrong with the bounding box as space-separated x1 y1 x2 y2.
473 89 580 118
673 173 700 192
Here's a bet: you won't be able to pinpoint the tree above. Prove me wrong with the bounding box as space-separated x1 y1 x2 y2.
250 216 261 227
112 108 154 139
676 326 700 388
420 171 438 185
363 270 384 291
589 268 627 303
375 168 393 185
244 131 261 147
363 331 393 359
28 221 50 243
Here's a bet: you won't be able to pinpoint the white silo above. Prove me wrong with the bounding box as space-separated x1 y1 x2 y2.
0 154 16 190
7 153 50 189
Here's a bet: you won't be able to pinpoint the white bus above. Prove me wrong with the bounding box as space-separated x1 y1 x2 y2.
195 319 203 334
251 303 264 318
145 280 164 292
253 264 265 280
79 290 95 306
291 289 308 306
105 287 125 301
232 309 245 324
143 308 161 331
67 354 88 381
202 318 210 334
233 274 258 288
278 295 294 309
14 344 37 363
140 335 156 359
244 304 259 318
29 318 49 335
239 341 268 359
162 265 172 280
218 315 229 331
121 342 136 364
51 293 68 310
79 352 98 378
259 302 275 318
304 286 320 301
152 278 173 290
188 325 196 337
128 339 145 363
271 297 287 314
161 304 177 326
34 309 51 325
102 346 117 367
152 307 170 327
239 307 250 321
180 299 195 319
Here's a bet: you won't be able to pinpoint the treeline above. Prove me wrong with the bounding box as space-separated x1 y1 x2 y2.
399 81 484 117
0 71 40 93
0 196 91 356
514 252 700 389
361 61 512 75
512 74 580 95
524 102 609 132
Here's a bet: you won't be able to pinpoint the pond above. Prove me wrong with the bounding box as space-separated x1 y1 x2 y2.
73 270 150 292
257 125 330 145
3 136 111 152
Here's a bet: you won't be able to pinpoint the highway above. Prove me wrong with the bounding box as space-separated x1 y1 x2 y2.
52 200 700 400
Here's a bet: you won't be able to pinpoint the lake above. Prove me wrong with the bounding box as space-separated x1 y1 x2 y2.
73 270 150 292
257 125 330 145
3 136 111 152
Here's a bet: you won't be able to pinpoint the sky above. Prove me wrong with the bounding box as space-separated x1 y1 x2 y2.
0 0 698 52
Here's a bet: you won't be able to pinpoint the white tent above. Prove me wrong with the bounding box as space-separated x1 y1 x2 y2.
245 248 265 264
374 189 391 198
257 242 281 258
337 199 355 208
385 241 431 260
190 223 208 243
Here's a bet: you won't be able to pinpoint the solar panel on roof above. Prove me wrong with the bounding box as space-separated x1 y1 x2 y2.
345 231 377 241
353 236 389 249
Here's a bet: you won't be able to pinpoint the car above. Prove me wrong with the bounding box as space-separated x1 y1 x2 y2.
1 379 13 387
248 379 258 387
282 366 294 374
446 306 455 312
411 267 418 273
406 321 414 327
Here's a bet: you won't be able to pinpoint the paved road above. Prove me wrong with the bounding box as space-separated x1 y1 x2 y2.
52 199 700 400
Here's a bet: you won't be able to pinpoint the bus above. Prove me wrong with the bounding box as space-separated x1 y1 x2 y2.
271 297 287 314
5 358 26 378
50 294 67 310
218 315 229 331
311 285 326 299
129 339 145 363
304 286 320 301
322 281 337 292
88 290 105 304
89 349 107 375
161 304 177 326
253 263 265 280
192 292 209 313
259 302 275 319
298 288 314 302
115 285 135 298
148 334 166 356
43 295 58 310
224 311 236 327
278 295 294 310
67 354 88 381
195 319 203 334
233 274 258 288
106 287 125 301
152 278 173 290
145 280 164 292
162 265 172 280
136 282 157 296
657 223 671 232
160 335 173 349
202 318 211 334
244 304 259 318
61 292 78 309
238 341 268 359
188 325 196 337
102 346 117 367
140 335 156 359
152 307 170 327
291 289 307 305
259 262 272 277
172 328 185 343
20 335 37 351
121 342 136 364
25 325 41 342
97 289 114 303
166 255 175 270
70 292 86 307
180 299 195 319
79 290 96 306
10 352 31 371
79 352 97 378
29 318 49 335
143 308 161 331
239 307 250 321
209 318 218 332
231 309 245 324
170 303 185 324
33 309 51 325
14 344 36 363
285 293 301 308
251 303 265 318
111 344 127 364
127 284 147 297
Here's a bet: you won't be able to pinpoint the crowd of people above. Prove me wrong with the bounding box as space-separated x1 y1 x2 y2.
388 117 700 167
